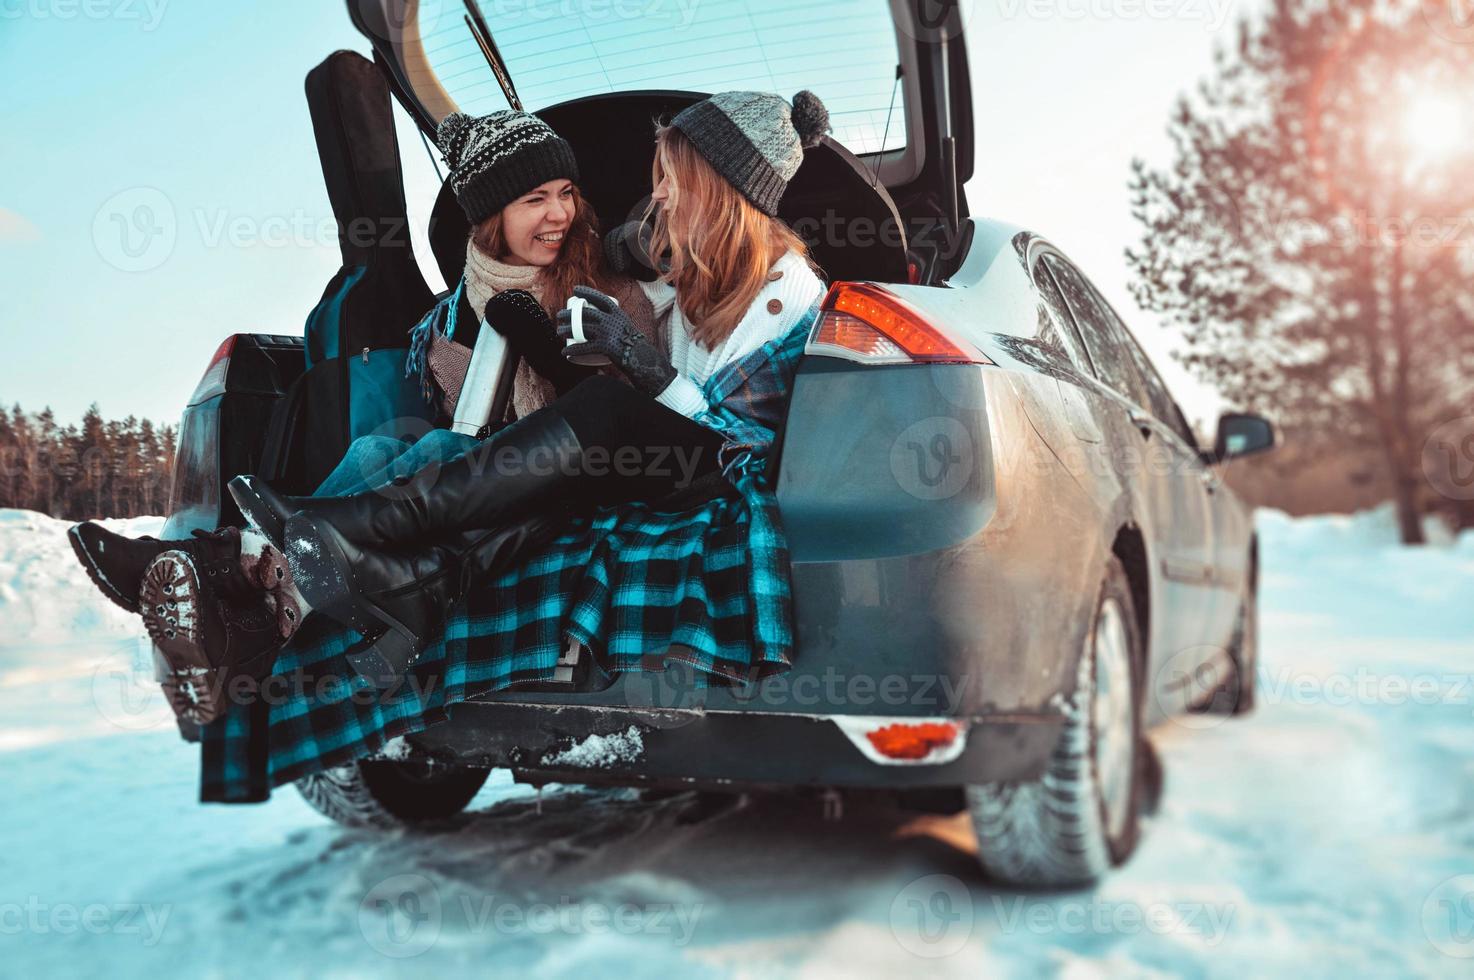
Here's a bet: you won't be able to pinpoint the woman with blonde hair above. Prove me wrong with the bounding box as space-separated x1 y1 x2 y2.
75 90 831 727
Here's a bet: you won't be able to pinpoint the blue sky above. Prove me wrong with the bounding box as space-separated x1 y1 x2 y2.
0 0 1258 431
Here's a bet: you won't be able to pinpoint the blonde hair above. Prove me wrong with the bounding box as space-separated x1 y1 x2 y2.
471 184 615 317
644 125 812 347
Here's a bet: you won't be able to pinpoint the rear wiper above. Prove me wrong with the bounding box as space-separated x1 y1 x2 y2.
463 0 522 111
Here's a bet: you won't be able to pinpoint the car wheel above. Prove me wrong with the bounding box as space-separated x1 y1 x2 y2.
965 554 1145 886
295 757 491 829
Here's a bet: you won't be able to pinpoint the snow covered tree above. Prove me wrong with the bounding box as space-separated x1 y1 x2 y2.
1128 0 1474 543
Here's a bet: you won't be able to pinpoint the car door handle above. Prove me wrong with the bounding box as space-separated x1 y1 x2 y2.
1128 411 1153 439
1199 469 1218 494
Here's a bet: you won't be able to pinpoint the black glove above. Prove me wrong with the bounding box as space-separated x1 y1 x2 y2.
482 289 596 395
555 285 677 397
602 220 662 284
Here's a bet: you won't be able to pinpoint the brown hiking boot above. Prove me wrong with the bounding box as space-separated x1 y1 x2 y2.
140 551 285 725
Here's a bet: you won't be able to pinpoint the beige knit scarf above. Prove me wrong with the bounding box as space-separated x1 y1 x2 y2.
461 240 559 421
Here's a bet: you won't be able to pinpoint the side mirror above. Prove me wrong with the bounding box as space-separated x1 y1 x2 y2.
1206 412 1276 464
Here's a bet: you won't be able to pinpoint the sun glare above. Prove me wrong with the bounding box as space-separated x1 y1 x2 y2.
1399 91 1469 163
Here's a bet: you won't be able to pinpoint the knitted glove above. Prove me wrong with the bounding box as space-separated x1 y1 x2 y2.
556 285 677 397
602 221 661 283
482 289 596 395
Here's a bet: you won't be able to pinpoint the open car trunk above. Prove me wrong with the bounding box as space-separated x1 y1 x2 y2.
349 0 972 281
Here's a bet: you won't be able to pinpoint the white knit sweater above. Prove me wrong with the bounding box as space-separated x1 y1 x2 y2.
644 250 824 419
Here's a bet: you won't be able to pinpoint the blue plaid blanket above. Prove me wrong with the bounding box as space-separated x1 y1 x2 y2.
198 303 819 803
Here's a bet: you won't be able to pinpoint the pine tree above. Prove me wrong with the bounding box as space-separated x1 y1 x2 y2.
1127 0 1474 543
0 405 178 520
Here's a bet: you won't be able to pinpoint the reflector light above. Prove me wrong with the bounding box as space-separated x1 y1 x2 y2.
807 282 992 365
866 722 961 760
830 715 969 766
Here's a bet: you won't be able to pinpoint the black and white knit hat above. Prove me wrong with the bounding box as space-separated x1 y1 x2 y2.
435 110 580 225
670 90 831 216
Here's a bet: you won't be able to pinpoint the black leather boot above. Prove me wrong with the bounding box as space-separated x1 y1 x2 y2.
230 407 586 551
70 523 261 613
288 510 568 687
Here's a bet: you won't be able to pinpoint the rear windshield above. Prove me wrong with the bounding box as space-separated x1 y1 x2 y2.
414 0 907 154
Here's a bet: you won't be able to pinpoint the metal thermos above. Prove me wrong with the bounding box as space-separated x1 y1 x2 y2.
450 317 519 436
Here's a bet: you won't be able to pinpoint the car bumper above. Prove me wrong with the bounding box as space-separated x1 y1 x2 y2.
409 701 1064 790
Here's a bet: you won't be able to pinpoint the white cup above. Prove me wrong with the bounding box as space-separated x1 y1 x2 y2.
563 294 615 367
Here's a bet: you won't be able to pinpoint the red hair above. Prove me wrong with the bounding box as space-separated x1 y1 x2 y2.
644 126 812 347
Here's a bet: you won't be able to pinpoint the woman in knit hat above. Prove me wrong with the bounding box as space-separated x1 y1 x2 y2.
302 108 666 516
430 108 660 423
73 90 833 715
67 108 658 722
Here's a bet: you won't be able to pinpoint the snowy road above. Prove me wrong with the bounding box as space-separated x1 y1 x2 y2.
2 506 1472 978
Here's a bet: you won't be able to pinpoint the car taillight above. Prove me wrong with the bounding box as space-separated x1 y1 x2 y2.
807 282 992 366
187 336 236 405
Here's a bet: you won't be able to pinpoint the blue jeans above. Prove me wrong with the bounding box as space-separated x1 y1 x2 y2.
313 429 479 497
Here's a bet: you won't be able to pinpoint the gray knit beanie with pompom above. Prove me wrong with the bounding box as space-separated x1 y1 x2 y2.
669 90 831 216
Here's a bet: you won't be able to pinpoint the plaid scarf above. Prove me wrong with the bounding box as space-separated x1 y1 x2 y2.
199 302 819 803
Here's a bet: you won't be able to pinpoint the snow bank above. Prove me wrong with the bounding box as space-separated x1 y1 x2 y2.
0 508 164 647
0 503 1470 978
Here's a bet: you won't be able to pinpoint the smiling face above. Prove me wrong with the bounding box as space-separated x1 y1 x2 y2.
496 178 577 267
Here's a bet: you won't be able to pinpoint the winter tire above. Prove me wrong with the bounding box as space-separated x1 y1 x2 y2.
295 757 491 829
965 554 1145 887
